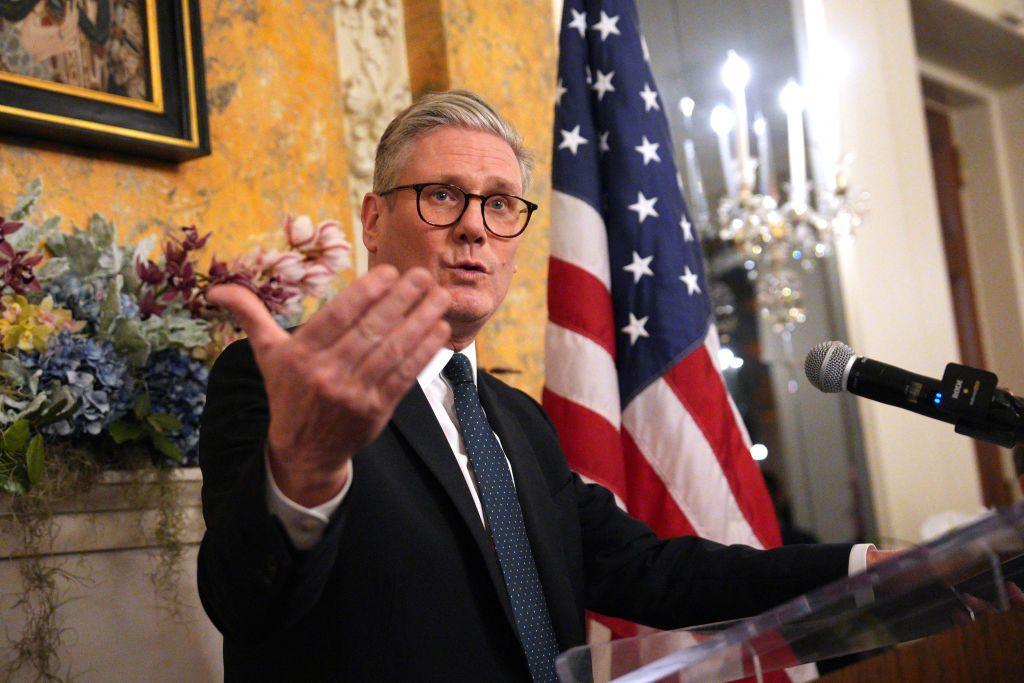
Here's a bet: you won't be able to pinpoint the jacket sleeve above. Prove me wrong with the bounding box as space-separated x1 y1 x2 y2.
574 475 852 628
196 339 349 644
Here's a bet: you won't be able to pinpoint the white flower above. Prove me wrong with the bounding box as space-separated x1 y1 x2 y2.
285 215 317 249
300 263 335 298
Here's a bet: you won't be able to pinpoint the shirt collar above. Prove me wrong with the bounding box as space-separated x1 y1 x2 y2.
418 342 478 389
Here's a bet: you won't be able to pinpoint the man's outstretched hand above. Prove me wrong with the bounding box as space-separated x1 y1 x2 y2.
206 265 451 507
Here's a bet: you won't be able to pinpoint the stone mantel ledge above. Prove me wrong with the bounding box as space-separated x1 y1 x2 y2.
0 467 205 560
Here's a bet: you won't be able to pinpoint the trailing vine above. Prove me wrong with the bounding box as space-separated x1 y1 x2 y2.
1 449 96 682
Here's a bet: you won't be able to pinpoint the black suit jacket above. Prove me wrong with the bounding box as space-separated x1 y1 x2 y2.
197 339 852 681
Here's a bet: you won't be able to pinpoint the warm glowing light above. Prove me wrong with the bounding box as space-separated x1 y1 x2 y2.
721 51 751 92
779 80 805 114
679 97 695 118
717 347 745 371
710 105 736 136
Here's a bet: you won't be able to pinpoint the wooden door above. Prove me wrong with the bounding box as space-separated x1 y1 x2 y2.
925 106 1012 507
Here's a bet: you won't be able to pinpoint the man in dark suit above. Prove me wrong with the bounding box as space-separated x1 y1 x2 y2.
198 90 879 682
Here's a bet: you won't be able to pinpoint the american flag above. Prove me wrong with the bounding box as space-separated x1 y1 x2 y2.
543 0 783 638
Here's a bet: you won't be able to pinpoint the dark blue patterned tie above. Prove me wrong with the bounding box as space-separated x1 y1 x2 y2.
443 352 560 683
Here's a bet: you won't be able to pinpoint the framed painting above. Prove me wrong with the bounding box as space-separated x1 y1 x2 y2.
0 0 209 161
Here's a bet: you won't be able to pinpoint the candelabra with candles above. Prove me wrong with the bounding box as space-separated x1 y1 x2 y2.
680 51 866 334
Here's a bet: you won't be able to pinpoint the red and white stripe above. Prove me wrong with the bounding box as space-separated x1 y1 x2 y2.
544 189 783 613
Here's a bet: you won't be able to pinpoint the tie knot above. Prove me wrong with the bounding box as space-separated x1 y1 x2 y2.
443 352 474 386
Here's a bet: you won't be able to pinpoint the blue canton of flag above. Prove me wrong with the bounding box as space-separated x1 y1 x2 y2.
552 0 711 406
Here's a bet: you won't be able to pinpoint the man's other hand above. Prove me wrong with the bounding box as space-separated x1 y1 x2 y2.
866 548 901 568
206 265 451 507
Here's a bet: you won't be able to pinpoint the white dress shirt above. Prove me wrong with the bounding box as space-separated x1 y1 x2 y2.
266 344 872 571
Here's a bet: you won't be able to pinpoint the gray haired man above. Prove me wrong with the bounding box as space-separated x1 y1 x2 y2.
199 90 876 682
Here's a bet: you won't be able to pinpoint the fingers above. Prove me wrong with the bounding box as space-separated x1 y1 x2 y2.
296 264 401 349
377 318 452 405
327 267 441 368
355 284 452 386
960 592 996 616
1005 581 1024 607
206 284 289 353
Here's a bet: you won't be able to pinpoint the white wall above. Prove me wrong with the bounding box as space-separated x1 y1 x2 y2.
794 0 985 545
1000 83 1024 334
0 547 222 682
952 94 1024 398
0 472 222 682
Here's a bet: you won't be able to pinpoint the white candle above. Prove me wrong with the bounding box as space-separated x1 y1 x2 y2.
710 104 738 198
678 98 709 224
722 51 752 191
753 115 772 197
779 80 807 208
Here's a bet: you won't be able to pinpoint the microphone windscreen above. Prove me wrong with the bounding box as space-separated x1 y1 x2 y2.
805 341 856 393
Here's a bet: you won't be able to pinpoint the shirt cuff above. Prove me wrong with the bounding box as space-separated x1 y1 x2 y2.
265 452 352 550
848 543 875 576
849 542 877 606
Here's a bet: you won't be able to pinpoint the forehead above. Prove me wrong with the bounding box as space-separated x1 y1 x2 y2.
398 126 522 193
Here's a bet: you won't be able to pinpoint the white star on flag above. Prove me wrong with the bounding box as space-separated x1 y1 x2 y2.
598 130 610 154
558 125 588 155
633 136 661 165
640 35 651 62
639 83 660 111
623 251 654 283
680 215 694 241
591 69 615 101
590 11 621 41
555 78 567 106
621 312 650 345
627 191 659 223
679 266 701 294
568 8 587 37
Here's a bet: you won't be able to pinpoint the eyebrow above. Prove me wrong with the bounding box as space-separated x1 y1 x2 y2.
435 175 522 195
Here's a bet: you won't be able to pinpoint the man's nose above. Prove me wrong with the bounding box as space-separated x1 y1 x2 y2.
452 197 488 244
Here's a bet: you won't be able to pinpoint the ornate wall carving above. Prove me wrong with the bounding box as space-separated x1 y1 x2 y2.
333 0 413 273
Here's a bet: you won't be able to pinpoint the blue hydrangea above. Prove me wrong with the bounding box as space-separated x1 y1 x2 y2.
47 273 105 326
19 333 136 438
144 349 209 464
119 293 140 319
46 273 141 328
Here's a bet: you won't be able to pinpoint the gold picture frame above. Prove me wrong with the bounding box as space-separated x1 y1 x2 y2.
0 0 209 161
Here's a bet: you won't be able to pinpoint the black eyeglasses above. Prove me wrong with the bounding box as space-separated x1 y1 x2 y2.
379 183 537 238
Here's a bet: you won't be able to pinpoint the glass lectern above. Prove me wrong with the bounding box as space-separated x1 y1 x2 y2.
557 502 1024 682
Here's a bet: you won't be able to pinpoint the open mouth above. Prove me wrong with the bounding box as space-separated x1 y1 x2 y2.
451 261 488 274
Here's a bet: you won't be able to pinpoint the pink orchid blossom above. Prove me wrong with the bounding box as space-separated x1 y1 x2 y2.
284 215 317 250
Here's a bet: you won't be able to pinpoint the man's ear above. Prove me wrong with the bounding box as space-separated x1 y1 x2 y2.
361 193 383 254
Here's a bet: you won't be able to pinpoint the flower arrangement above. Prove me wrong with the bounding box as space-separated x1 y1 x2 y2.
0 180 351 492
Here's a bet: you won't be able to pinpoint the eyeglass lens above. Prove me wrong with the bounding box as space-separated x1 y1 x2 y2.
418 184 529 236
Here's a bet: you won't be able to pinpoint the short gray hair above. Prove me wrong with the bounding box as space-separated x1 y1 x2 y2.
372 89 534 194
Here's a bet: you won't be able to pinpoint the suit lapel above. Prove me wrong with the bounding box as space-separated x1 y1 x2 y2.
389 383 518 632
477 373 581 648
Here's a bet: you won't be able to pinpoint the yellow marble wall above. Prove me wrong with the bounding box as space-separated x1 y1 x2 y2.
0 0 555 399
404 0 557 399
0 0 352 270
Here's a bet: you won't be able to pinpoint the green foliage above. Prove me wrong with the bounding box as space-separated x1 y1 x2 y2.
5 179 62 256
8 178 42 222
0 419 45 494
0 353 78 431
108 393 183 464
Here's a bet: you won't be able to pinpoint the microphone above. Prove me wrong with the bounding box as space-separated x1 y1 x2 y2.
805 341 1024 448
